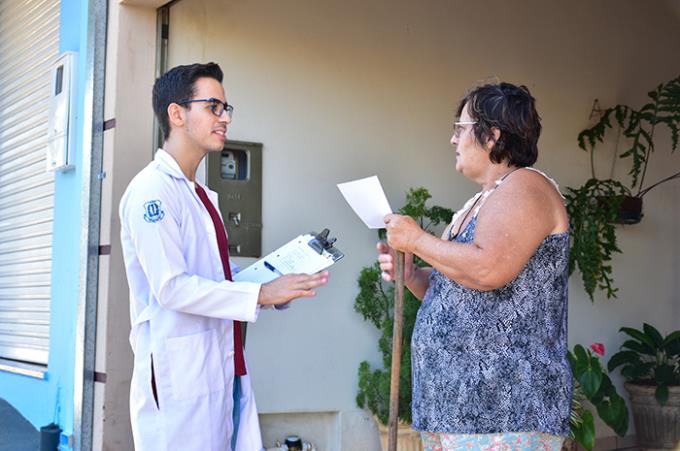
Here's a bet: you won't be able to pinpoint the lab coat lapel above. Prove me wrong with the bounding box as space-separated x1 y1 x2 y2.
155 149 224 273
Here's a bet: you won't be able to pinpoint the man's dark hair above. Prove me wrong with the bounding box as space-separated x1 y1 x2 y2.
456 82 541 167
152 62 224 141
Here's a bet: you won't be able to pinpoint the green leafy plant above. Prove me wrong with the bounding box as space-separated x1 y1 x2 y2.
565 180 628 299
568 343 629 451
608 323 680 405
355 187 453 425
566 75 680 300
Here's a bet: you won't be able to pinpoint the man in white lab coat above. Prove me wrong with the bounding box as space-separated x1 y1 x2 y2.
119 62 329 451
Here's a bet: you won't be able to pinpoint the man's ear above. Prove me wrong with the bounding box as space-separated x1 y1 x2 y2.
167 103 185 130
486 127 501 150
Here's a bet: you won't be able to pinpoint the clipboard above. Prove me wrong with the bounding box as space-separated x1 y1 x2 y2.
233 228 344 284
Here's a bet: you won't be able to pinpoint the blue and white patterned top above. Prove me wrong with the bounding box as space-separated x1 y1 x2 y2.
411 186 572 437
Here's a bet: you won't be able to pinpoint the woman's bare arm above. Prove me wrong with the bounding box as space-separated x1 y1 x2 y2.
385 171 567 291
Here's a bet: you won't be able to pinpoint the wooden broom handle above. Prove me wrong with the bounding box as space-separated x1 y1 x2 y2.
387 250 405 451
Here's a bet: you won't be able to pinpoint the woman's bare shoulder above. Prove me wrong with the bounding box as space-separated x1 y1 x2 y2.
498 168 563 204
479 168 567 234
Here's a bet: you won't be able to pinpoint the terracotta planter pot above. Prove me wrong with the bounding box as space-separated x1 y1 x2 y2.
560 437 577 451
374 418 423 451
624 382 680 450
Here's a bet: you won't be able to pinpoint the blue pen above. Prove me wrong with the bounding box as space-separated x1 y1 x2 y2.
263 261 290 310
264 260 284 277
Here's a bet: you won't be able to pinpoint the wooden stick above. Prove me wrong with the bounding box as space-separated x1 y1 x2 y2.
388 250 405 451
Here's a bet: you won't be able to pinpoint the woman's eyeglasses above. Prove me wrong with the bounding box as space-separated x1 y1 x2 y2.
453 121 477 138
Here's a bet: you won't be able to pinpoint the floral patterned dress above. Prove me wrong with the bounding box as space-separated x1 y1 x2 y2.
421 430 564 450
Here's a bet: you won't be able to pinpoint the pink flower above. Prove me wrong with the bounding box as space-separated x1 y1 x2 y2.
591 342 605 356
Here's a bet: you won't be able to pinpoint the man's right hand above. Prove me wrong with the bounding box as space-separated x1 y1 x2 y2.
257 272 330 306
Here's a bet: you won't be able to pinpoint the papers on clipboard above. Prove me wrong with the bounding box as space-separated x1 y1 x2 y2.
233 229 344 284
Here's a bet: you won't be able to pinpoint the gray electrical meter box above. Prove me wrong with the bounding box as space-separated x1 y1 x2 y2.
207 141 263 257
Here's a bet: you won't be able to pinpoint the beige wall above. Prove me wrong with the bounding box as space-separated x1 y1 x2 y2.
94 1 158 450
99 0 680 449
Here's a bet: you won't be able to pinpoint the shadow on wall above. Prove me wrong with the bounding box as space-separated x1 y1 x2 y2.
0 398 39 451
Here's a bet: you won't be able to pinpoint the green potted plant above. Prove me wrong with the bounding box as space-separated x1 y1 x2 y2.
608 323 680 449
566 75 680 300
354 187 452 450
567 343 628 451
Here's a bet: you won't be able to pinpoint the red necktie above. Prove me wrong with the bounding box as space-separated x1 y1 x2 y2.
195 183 247 376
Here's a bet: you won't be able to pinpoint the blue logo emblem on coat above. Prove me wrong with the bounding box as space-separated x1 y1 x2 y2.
144 200 165 223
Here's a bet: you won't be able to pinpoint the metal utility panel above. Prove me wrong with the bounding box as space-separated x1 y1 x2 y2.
207 141 263 257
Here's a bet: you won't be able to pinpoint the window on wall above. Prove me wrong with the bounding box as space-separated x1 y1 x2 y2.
0 0 61 367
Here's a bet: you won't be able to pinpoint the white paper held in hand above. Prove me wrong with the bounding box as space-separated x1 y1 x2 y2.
337 175 393 229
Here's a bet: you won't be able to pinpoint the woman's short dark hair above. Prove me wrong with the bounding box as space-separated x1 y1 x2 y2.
456 82 541 167
152 62 224 141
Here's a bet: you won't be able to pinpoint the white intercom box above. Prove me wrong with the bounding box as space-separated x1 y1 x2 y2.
46 51 77 171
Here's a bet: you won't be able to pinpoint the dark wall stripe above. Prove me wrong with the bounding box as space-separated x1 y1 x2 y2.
103 118 116 131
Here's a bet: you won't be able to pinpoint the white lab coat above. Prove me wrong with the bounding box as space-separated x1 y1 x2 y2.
120 149 264 451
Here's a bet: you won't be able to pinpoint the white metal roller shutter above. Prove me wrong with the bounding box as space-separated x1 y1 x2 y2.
0 0 60 366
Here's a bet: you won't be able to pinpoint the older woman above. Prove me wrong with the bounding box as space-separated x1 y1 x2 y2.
378 82 572 450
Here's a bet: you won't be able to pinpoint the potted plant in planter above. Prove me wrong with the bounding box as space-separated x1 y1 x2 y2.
566 75 680 300
566 343 629 451
608 323 680 449
354 187 452 451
